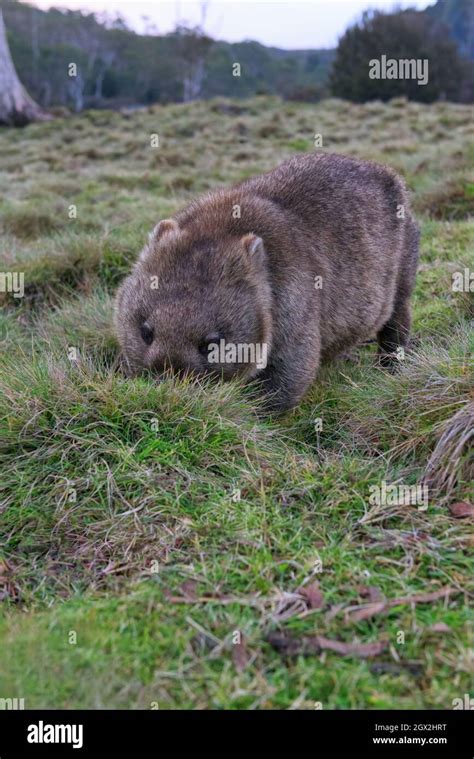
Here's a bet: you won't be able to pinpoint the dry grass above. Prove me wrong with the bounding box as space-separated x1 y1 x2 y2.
422 403 474 504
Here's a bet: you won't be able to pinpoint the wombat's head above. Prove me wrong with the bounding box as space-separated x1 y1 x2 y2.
114 219 273 380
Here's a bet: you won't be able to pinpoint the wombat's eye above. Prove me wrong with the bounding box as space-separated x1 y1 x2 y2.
140 322 154 345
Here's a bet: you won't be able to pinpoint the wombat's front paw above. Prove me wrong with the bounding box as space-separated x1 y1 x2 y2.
256 383 300 416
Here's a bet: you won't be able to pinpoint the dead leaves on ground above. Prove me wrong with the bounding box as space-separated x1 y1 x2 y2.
267 584 460 662
357 585 384 602
266 631 387 659
269 581 325 622
232 636 252 672
448 501 474 518
428 622 451 633
166 578 462 630
343 586 461 624
346 602 387 623
298 581 325 610
162 576 464 669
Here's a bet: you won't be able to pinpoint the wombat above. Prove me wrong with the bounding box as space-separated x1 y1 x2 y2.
115 152 419 413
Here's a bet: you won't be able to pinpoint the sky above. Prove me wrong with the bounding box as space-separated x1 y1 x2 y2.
30 0 433 49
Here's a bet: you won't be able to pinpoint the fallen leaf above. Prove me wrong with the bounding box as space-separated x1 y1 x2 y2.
448 501 474 518
232 638 251 672
345 586 458 623
357 585 384 602
180 580 199 600
315 635 387 658
164 579 200 603
347 602 387 622
299 581 324 609
266 632 386 658
429 622 451 633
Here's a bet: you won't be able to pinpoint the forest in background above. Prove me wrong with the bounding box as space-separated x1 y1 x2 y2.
1 0 474 112
2 0 334 109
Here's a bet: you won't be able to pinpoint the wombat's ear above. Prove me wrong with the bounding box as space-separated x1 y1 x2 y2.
149 218 179 243
138 219 179 265
241 233 265 266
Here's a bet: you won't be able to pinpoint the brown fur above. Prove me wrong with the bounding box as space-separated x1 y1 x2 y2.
115 152 419 412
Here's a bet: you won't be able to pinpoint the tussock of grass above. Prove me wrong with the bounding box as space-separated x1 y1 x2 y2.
322 327 472 462
0 96 473 709
0 234 141 308
1 203 65 239
415 179 474 220
35 289 117 360
422 403 474 505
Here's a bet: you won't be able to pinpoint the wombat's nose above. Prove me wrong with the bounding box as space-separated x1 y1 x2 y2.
150 354 188 379
150 355 170 374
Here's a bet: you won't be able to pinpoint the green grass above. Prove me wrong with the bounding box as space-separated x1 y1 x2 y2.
0 96 473 709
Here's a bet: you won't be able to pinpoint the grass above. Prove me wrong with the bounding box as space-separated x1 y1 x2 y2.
0 96 473 710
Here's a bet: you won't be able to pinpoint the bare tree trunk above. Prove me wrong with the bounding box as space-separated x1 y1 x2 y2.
0 9 51 126
68 71 85 112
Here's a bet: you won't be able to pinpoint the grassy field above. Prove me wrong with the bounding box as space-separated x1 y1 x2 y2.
0 96 473 709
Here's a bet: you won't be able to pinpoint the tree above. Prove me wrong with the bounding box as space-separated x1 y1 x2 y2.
0 8 50 125
330 9 465 103
173 24 214 101
426 0 474 60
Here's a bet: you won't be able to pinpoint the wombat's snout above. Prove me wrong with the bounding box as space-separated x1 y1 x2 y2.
151 362 190 381
149 352 205 382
